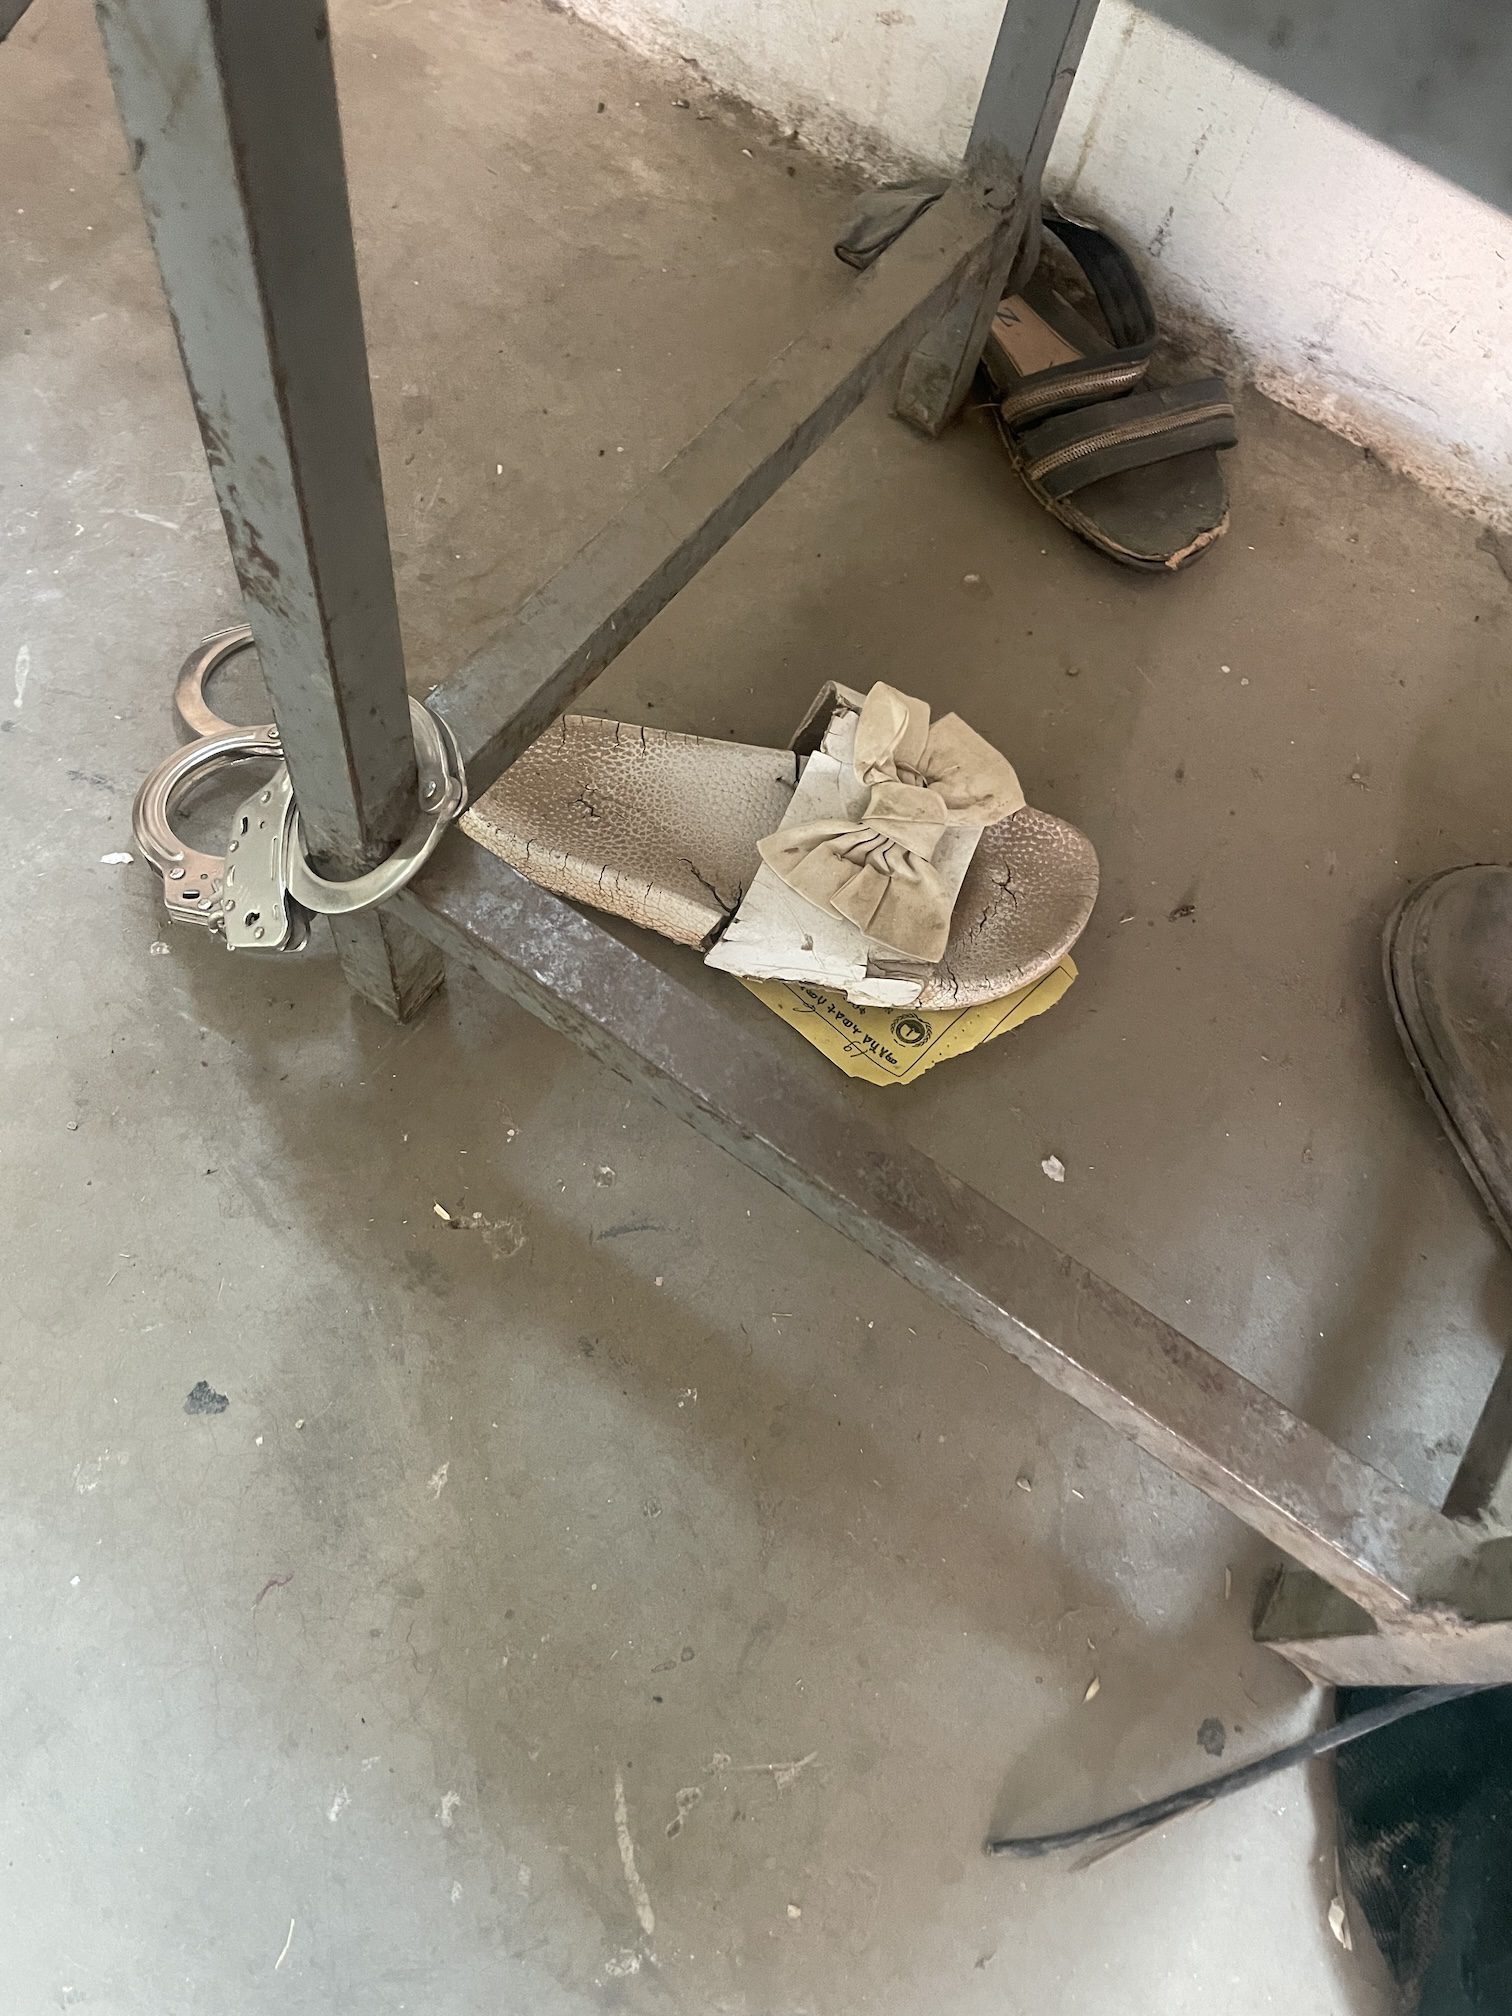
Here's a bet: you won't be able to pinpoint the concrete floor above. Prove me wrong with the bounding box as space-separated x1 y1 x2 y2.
4 2 1511 2010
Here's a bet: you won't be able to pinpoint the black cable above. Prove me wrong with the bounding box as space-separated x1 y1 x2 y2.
988 1684 1500 1859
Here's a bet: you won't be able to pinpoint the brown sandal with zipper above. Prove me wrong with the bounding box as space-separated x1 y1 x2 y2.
984 206 1237 572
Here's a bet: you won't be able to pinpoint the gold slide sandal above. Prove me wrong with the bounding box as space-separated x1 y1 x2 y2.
463 682 1098 1010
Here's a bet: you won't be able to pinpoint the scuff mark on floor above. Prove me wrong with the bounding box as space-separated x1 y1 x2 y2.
613 1768 655 1940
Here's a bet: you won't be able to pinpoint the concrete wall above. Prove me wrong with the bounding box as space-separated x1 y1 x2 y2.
568 0 1512 529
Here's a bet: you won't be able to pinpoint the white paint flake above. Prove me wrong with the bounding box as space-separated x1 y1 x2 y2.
13 643 30 710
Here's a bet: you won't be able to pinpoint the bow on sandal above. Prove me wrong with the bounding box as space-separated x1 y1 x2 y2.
984 206 1237 572
757 684 1025 961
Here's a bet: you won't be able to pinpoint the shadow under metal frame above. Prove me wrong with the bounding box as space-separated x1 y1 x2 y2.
94 0 1512 1683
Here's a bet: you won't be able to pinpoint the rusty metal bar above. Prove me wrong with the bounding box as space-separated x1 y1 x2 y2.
394 836 1477 1627
1257 1342 1512 1681
96 0 442 1018
896 0 1101 437
427 187 997 798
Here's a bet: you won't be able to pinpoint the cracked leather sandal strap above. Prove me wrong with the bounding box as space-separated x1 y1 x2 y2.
1014 380 1237 500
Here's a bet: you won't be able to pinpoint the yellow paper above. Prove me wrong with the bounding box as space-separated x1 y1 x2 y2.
740 957 1076 1085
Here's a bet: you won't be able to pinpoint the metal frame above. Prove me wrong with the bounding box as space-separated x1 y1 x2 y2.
97 0 1512 1683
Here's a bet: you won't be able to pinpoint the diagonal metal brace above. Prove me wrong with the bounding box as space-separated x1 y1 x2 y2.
395 835 1486 1631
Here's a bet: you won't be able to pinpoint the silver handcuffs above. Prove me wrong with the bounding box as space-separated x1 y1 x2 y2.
132 627 465 951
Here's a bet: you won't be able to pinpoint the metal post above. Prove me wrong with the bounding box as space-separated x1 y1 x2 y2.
896 0 1101 437
95 0 442 1018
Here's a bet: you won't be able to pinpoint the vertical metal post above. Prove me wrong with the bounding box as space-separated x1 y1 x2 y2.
1444 1348 1512 1527
896 0 1101 437
95 0 443 1018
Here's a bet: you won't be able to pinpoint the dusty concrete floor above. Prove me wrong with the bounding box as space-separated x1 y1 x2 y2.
4 2 1511 2011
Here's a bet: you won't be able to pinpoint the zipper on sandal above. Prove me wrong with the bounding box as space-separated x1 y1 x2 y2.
1025 401 1234 483
998 360 1146 425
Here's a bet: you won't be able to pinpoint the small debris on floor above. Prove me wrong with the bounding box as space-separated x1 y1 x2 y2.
1223 1566 1232 1599
427 1461 450 1499
665 1785 702 1837
1015 1472 1032 1492
99 850 132 864
433 1201 454 1224
1083 1675 1101 1703
594 1165 616 1186
1197 1717 1226 1757
770 1751 817 1789
1041 1154 1066 1183
184 1379 228 1415
613 1769 656 1939
1327 1894 1353 1950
